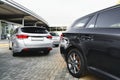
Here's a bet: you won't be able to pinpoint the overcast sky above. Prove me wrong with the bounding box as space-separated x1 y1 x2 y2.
15 0 117 26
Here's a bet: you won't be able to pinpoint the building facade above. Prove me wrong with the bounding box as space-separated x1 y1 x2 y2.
49 26 67 35
0 20 21 40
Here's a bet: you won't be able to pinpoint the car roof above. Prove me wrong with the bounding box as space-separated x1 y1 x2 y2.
71 4 120 27
19 26 47 29
75 4 120 22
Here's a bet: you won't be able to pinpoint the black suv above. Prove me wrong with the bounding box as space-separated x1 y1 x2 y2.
60 5 120 79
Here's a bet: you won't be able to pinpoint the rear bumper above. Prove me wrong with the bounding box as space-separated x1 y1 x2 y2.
53 41 60 45
60 46 66 61
13 41 53 53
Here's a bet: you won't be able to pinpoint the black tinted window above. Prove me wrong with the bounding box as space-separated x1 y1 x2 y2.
21 27 48 34
96 7 120 28
86 14 97 28
50 32 59 36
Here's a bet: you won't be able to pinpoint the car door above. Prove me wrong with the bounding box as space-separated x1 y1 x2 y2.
68 15 93 51
87 7 120 78
76 14 105 68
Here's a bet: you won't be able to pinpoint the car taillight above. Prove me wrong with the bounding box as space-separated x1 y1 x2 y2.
48 47 52 51
47 35 52 39
60 33 64 40
23 48 29 52
16 34 29 39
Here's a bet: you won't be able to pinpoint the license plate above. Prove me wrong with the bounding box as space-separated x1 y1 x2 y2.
31 38 44 41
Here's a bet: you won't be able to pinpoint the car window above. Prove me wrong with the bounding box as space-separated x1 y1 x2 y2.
21 27 48 34
86 14 97 28
96 7 120 28
72 17 89 28
50 33 59 36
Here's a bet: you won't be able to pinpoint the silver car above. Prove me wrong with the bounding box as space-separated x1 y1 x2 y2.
9 27 53 56
50 32 60 47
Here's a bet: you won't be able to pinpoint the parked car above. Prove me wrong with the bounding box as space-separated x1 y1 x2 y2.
9 27 53 56
50 32 60 47
60 5 120 79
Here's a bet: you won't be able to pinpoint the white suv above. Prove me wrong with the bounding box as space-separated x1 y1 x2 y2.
9 27 53 56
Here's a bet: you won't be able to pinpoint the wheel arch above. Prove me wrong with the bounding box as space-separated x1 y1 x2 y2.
66 45 88 77
66 45 87 64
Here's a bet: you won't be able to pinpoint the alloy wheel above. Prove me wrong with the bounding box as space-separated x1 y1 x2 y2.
67 52 81 74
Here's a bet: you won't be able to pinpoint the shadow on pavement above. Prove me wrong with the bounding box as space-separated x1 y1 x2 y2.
13 52 50 57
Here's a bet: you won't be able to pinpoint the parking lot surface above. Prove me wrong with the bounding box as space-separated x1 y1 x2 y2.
0 41 101 80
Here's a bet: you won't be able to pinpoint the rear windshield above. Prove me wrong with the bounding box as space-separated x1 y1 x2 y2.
50 33 59 36
21 27 48 34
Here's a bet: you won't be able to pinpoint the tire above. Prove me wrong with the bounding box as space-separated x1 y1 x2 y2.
13 52 19 56
55 44 59 47
9 47 12 50
12 47 19 56
9 42 12 50
66 49 86 78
